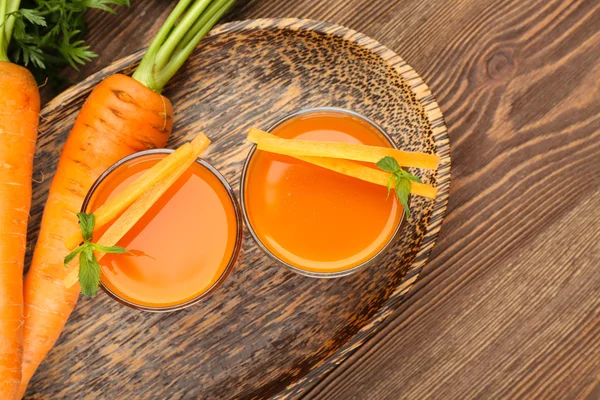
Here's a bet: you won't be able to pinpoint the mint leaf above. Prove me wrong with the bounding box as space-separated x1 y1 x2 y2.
398 169 422 184
64 245 85 266
376 156 400 173
79 251 100 297
73 212 131 296
386 175 395 199
77 212 95 242
83 245 95 262
395 177 411 219
93 244 130 255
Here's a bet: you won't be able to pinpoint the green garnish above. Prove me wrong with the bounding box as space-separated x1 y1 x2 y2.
376 156 422 219
0 0 130 84
64 212 129 297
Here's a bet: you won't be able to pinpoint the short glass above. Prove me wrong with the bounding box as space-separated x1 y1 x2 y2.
240 107 404 278
82 149 243 312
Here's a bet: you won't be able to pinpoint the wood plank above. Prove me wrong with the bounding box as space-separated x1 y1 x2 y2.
302 0 600 398
308 189 600 399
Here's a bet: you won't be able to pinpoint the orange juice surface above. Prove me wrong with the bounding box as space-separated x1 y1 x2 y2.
89 154 238 308
244 111 402 273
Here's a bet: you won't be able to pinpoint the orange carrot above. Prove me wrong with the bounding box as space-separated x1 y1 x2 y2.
293 155 438 199
0 61 39 400
246 128 439 199
19 74 173 395
19 0 234 395
248 127 440 169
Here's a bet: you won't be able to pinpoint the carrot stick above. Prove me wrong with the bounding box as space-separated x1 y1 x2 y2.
63 134 210 288
63 140 195 251
248 128 440 169
20 74 173 396
295 155 438 199
0 61 39 400
65 132 209 251
247 128 438 199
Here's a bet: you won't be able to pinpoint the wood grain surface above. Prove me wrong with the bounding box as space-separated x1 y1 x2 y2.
35 0 600 399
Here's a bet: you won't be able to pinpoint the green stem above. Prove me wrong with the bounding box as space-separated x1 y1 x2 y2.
132 0 193 89
132 0 233 93
0 0 21 61
153 0 211 71
5 0 21 42
171 0 225 56
156 0 233 88
0 0 9 61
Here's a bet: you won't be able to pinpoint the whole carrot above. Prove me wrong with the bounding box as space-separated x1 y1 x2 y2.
0 61 39 400
19 0 234 396
20 74 173 395
0 0 40 396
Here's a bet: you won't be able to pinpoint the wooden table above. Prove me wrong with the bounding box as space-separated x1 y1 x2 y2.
45 0 600 398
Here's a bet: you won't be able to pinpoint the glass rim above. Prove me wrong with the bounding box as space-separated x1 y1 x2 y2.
81 149 243 312
240 107 405 278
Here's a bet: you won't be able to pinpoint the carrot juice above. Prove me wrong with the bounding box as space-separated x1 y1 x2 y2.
243 109 402 275
86 152 240 309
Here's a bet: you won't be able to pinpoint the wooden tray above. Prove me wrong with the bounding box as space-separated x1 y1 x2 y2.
26 18 450 399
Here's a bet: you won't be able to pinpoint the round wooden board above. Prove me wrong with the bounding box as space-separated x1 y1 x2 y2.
26 19 450 399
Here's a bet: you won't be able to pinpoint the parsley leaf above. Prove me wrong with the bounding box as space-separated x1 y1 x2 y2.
12 9 46 27
81 0 131 14
6 0 130 85
58 32 96 71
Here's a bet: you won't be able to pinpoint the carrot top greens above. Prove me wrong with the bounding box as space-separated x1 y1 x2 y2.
0 0 130 82
0 0 234 86
132 0 235 93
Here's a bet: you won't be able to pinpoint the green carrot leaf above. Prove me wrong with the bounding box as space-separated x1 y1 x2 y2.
79 251 100 297
81 0 131 14
395 177 411 219
58 33 97 70
77 212 95 242
13 9 46 27
6 0 130 85
376 156 400 173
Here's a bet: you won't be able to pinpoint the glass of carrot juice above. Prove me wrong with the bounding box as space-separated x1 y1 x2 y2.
241 107 404 278
82 149 242 311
